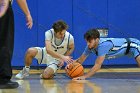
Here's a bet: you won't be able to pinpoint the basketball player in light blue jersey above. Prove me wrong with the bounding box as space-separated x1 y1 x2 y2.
71 28 140 80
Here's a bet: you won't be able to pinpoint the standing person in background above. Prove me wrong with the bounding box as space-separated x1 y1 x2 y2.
0 0 33 89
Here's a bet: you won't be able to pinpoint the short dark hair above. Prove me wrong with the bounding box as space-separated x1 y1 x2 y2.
84 29 100 41
52 20 68 33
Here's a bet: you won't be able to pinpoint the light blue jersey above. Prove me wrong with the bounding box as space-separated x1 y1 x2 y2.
83 38 140 59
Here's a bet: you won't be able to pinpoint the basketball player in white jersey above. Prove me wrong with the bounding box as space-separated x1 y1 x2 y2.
15 20 74 79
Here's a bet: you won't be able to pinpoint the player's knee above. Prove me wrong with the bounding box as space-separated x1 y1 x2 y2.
42 72 54 79
26 48 37 57
42 68 55 79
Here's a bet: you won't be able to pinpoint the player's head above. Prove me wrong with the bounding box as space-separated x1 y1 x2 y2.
84 29 100 49
52 20 68 39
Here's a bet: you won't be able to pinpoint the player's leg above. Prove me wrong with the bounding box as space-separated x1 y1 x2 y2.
24 47 38 66
15 47 38 79
41 67 55 79
41 60 60 79
129 40 140 67
134 44 140 67
135 55 140 67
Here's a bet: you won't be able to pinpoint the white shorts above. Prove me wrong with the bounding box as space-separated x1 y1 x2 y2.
34 47 61 73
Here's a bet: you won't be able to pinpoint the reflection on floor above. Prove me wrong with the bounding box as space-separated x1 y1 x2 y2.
0 71 140 93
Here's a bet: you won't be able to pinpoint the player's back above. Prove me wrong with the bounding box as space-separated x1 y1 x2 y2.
100 38 127 47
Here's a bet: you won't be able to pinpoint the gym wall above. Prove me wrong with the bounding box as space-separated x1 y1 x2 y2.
12 0 140 66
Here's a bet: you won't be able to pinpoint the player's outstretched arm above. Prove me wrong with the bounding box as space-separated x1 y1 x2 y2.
73 56 105 80
75 54 87 64
65 54 87 70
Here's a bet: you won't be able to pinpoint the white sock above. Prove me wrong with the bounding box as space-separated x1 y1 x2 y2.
25 66 30 68
25 66 30 71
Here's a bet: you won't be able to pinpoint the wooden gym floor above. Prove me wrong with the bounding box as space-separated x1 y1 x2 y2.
0 68 140 93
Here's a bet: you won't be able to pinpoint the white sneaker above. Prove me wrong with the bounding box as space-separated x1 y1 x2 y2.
15 67 29 79
40 74 43 79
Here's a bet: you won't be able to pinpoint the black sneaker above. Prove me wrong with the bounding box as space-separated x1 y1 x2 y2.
0 80 19 89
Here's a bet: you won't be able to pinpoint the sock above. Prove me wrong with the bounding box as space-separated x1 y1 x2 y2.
25 66 30 68
25 66 30 71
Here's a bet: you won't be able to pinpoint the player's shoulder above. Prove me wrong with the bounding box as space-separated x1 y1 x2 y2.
65 31 74 39
99 38 114 46
45 29 54 34
99 38 112 43
100 38 124 42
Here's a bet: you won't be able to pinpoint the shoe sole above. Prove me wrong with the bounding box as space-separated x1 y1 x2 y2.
15 74 29 79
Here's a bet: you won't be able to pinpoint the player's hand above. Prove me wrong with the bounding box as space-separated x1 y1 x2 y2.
26 14 33 29
61 56 73 64
58 59 64 67
72 76 86 80
65 63 73 70
73 60 78 63
65 60 80 71
65 64 69 70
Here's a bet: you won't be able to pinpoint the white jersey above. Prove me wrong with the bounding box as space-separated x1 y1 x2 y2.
34 29 74 71
50 29 70 55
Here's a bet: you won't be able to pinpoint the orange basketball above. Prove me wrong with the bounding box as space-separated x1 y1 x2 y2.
65 62 84 78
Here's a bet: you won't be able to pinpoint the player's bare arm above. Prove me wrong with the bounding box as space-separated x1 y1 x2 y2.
45 40 73 64
75 54 87 64
64 43 75 56
84 56 105 78
73 56 105 80
65 54 87 70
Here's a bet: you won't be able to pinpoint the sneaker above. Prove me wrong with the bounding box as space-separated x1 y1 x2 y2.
15 67 29 79
40 74 43 79
0 80 19 89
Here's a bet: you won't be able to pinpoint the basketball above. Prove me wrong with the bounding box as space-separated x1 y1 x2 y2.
65 62 84 78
